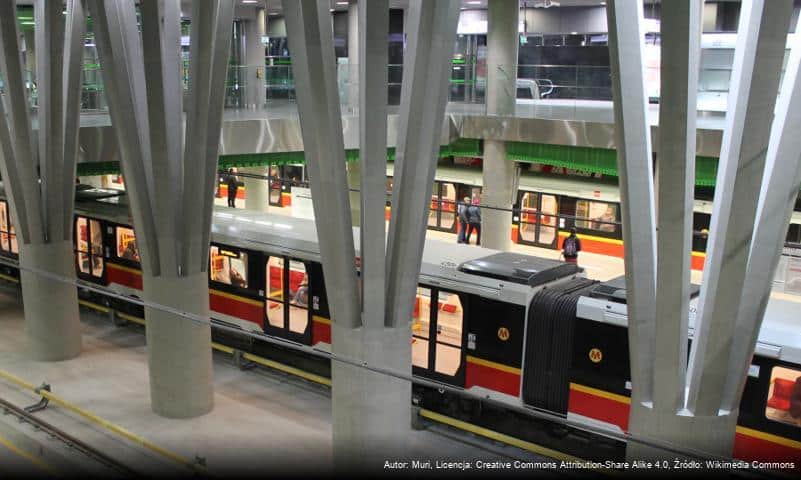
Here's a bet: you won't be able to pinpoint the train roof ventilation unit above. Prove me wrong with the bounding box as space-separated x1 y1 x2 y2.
588 275 701 304
457 252 581 286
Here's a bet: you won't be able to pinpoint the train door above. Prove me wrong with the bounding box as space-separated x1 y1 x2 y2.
412 286 466 385
516 191 560 249
268 165 283 207
264 256 312 345
428 182 458 233
74 216 106 283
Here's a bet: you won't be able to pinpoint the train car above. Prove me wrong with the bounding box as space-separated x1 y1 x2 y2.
386 164 801 271
1 188 800 469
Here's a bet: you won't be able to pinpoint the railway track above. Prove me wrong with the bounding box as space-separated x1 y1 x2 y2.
0 395 137 477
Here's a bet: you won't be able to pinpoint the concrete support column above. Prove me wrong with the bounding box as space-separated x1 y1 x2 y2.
482 0 519 251
347 159 360 226
332 324 410 467
347 1 359 112
244 8 266 109
19 241 81 361
143 271 214 418
243 167 270 212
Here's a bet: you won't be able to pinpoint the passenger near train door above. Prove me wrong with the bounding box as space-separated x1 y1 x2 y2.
412 286 466 385
264 256 311 344
516 191 559 248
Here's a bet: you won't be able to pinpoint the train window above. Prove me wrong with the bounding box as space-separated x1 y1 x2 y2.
519 192 539 243
116 227 140 263
288 260 309 334
75 217 104 278
439 183 456 230
434 291 463 376
766 366 801 427
266 257 285 328
576 200 618 233
428 183 438 227
0 201 7 251
209 246 248 288
412 287 432 369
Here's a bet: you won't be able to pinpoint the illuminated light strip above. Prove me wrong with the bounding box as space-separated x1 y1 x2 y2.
419 409 617 475
105 262 142 276
736 425 801 451
241 352 331 386
117 312 145 326
569 383 631 405
209 289 263 307
312 315 331 325
466 355 521 375
0 433 56 474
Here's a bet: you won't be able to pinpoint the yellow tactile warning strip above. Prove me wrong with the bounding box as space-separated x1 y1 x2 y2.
0 432 56 474
0 369 204 474
0 272 19 283
418 408 616 475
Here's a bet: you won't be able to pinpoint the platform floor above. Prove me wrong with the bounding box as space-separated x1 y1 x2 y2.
0 289 557 477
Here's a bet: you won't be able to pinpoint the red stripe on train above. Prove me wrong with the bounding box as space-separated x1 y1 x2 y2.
106 264 143 290
567 388 630 431
734 431 801 472
465 360 520 397
209 292 264 327
312 319 331 345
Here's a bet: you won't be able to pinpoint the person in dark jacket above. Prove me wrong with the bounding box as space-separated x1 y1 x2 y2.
226 168 239 208
457 196 470 244
465 197 482 245
562 227 582 264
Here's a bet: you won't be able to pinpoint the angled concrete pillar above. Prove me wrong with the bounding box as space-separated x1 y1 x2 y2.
606 0 658 409
243 167 270 212
0 0 85 361
89 0 233 418
625 0 709 461
687 0 792 420
482 0 519 251
722 14 801 411
285 0 458 471
347 159 361 226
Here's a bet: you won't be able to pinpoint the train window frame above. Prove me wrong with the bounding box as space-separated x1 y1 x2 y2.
114 225 141 266
209 245 250 290
0 200 18 256
74 216 105 279
765 365 801 428
575 199 619 235
263 255 311 343
412 285 466 384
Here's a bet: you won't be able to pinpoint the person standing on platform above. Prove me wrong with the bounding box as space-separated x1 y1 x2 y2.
465 197 482 245
457 196 470 244
562 227 582 264
226 167 240 208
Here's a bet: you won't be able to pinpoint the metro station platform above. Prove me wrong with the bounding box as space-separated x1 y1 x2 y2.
0 288 560 477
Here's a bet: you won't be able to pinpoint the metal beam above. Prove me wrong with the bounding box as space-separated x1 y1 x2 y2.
721 15 801 412
652 0 702 414
385 0 460 328
359 0 389 328
282 0 361 329
687 0 792 416
606 0 657 406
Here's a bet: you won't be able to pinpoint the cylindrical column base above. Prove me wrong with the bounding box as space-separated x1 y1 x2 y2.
481 140 516 251
626 402 737 462
331 323 411 472
243 167 270 212
143 271 214 418
19 241 82 361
